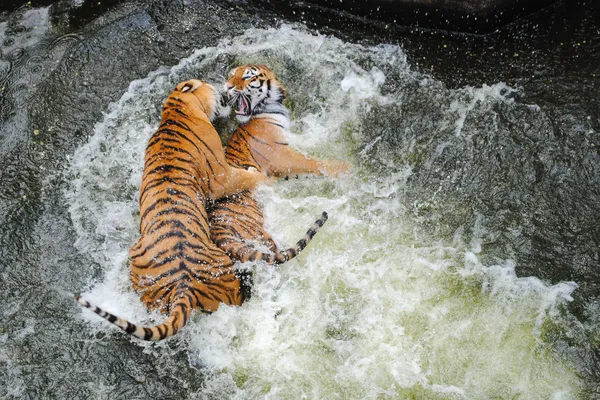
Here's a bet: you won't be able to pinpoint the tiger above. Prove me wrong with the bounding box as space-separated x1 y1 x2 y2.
76 79 273 341
208 65 350 265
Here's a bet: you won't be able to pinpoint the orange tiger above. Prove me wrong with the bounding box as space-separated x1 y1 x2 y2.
208 65 349 265
76 79 271 341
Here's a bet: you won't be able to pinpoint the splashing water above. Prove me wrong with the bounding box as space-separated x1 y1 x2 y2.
67 25 581 398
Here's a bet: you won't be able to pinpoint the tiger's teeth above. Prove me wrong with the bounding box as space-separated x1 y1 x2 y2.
236 97 250 115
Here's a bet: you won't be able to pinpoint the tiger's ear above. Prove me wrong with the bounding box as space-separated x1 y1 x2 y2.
258 64 272 73
177 80 203 94
181 82 194 93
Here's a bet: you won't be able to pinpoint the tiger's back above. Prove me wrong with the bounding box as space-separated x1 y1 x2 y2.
129 95 242 314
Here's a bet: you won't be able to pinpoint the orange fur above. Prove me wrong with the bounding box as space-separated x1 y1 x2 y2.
76 80 269 340
209 65 348 266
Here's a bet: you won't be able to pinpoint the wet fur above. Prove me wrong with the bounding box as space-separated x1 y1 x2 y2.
209 65 348 265
76 80 269 340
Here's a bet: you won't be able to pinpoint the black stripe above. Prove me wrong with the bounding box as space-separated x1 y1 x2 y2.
163 120 227 172
130 231 187 261
232 130 269 165
157 324 166 339
163 144 194 158
161 118 193 132
178 297 190 326
159 128 205 162
144 219 200 240
140 176 197 203
240 127 270 146
142 202 203 228
132 252 177 269
143 328 153 340
145 151 175 167
147 284 173 306
144 163 194 178
150 264 189 283
142 211 208 239
188 287 212 308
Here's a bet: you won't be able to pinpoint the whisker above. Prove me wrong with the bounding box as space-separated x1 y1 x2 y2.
229 92 241 105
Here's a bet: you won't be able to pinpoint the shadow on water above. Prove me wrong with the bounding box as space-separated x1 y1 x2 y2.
0 0 598 398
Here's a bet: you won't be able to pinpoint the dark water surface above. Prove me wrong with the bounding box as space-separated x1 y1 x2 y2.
1 0 598 398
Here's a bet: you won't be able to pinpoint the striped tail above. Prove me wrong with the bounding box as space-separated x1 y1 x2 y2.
239 211 328 264
75 295 192 341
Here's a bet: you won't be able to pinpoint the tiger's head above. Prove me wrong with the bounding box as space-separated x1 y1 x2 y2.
169 79 230 121
226 65 287 124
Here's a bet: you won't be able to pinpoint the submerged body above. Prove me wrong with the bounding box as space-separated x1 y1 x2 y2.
77 80 269 340
209 65 348 264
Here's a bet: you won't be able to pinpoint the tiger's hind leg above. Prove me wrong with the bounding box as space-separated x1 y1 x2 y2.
214 212 328 265
214 238 276 262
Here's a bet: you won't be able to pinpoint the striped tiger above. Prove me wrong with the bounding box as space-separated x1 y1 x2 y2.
76 79 272 341
208 65 350 265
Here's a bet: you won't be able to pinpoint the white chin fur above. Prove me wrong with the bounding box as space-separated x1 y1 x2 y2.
216 103 232 119
236 114 252 124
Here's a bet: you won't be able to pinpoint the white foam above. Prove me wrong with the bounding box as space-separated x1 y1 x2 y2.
340 67 386 99
448 83 516 137
67 25 581 398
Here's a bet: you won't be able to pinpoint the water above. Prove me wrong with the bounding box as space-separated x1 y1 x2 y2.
1 0 598 397
65 25 585 398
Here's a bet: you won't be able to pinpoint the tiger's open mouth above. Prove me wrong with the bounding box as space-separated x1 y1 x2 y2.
234 95 252 117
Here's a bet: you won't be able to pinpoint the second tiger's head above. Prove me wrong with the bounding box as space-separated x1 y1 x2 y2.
225 65 287 124
167 80 229 122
